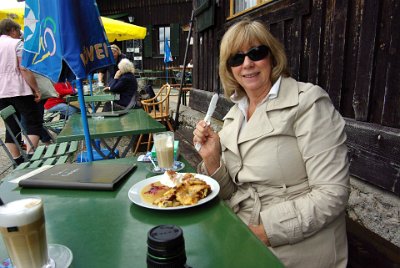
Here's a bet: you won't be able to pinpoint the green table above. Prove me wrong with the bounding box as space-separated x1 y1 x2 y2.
0 158 284 268
57 109 166 158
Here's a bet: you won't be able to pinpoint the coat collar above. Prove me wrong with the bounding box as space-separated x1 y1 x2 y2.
220 77 300 148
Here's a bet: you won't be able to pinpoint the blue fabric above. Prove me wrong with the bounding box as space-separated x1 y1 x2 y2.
22 0 114 82
164 37 173 63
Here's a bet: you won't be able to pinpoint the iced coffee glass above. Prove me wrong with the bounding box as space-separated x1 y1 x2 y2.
153 131 174 170
0 198 55 268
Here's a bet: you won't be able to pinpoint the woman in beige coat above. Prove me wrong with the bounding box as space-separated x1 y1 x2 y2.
193 18 350 268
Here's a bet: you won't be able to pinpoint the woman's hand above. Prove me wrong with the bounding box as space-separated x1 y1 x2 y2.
103 87 110 91
193 120 221 174
114 70 121 79
33 89 41 102
248 224 271 246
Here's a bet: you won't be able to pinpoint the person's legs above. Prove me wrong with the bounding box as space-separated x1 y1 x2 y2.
38 99 53 144
14 96 42 153
49 103 79 119
103 102 111 112
0 98 23 159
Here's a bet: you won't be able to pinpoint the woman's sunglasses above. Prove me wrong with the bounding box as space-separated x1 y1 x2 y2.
227 45 270 67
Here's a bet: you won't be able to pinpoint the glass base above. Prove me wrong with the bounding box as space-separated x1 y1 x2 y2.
2 244 72 268
47 244 73 268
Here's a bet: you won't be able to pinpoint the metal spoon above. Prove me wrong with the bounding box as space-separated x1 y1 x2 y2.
149 157 161 172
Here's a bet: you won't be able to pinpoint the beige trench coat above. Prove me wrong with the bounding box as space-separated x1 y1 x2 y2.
200 77 350 268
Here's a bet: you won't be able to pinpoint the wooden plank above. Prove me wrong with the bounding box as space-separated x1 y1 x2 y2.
258 0 310 25
340 0 363 118
306 0 324 84
381 0 400 128
287 16 302 80
326 0 347 109
370 0 391 124
352 0 380 121
345 119 400 195
189 88 232 121
346 216 400 268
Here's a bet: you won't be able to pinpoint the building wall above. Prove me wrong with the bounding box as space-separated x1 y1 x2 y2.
97 0 193 71
189 0 400 259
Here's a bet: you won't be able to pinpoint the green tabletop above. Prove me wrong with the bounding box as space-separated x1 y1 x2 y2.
57 109 165 143
0 158 283 268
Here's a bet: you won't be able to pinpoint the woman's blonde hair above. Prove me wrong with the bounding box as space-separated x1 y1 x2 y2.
219 18 289 99
118 58 135 74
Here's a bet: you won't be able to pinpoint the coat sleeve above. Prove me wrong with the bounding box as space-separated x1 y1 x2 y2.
197 161 237 200
108 76 128 93
261 86 350 247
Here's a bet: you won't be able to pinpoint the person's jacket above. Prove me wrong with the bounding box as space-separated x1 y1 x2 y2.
199 77 350 268
108 72 137 107
0 35 32 98
44 82 76 109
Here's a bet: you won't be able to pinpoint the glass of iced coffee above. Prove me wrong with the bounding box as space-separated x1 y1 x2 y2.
153 131 175 170
0 198 55 268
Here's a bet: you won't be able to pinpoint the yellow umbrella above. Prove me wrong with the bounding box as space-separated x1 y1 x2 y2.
0 7 146 41
100 16 146 41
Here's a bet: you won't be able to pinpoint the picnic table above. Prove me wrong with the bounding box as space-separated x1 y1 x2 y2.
0 157 284 267
56 109 166 158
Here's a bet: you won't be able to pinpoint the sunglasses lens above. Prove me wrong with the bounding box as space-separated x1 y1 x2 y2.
228 45 269 67
228 54 245 67
248 46 269 61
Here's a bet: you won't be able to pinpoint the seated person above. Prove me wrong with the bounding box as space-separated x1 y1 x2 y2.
103 59 140 111
44 81 79 119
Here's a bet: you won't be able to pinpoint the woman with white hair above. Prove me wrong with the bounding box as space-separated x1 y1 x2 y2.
103 58 139 111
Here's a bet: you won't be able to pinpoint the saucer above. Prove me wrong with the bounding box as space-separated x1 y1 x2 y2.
146 161 185 174
1 244 72 268
48 244 73 268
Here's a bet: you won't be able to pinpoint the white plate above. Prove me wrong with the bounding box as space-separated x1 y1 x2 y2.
128 173 220 210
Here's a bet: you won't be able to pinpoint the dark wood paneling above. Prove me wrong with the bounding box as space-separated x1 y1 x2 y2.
345 119 400 195
381 1 400 127
352 0 379 121
326 0 347 109
370 0 392 125
189 0 400 193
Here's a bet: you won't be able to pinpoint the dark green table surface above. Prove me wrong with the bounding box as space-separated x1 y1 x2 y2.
0 158 283 268
56 109 165 142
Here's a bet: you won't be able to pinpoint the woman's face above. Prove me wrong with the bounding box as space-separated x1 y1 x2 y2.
230 43 272 95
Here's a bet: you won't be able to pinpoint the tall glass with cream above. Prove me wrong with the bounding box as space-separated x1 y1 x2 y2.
153 131 174 169
0 198 54 268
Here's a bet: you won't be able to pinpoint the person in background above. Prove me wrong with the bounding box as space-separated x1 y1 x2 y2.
103 58 139 111
0 19 42 166
193 18 350 268
187 59 193 68
44 81 79 119
97 44 126 85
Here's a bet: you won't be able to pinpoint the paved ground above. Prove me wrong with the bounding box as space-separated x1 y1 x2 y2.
0 86 200 180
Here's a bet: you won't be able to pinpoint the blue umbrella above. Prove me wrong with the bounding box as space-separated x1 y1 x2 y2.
22 0 115 161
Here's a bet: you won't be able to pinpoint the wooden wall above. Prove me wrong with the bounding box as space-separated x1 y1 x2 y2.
190 0 400 196
97 0 193 71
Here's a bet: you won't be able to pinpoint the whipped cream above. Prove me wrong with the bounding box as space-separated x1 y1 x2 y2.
159 171 183 187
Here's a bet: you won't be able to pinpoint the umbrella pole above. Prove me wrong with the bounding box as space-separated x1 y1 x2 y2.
166 62 168 84
76 79 94 162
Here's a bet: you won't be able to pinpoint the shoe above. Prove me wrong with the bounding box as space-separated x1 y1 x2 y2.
13 155 24 168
